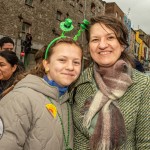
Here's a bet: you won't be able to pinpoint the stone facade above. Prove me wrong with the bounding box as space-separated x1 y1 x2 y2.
104 2 124 22
0 0 105 69
129 28 136 55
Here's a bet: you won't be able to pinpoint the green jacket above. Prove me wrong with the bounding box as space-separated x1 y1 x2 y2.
70 66 150 150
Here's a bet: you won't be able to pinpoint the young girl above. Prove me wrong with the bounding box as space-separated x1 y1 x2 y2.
0 37 82 150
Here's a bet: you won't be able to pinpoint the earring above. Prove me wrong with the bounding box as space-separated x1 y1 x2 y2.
45 68 50 73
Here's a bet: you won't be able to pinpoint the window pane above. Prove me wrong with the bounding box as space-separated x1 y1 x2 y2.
25 0 33 6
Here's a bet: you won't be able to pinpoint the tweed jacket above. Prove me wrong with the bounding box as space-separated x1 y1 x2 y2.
70 66 150 150
0 74 73 150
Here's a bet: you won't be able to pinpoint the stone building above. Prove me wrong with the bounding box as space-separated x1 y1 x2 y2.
129 28 136 55
0 0 105 69
104 2 124 22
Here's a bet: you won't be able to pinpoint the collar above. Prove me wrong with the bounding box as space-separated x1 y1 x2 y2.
43 75 68 97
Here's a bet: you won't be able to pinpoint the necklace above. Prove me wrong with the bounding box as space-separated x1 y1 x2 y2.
47 97 72 150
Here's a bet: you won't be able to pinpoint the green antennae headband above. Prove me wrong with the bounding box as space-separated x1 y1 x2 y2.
44 18 89 59
73 19 90 41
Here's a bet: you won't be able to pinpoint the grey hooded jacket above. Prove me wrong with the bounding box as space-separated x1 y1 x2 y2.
0 74 73 150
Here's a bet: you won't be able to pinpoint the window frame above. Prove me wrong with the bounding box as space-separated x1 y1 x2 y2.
25 0 33 6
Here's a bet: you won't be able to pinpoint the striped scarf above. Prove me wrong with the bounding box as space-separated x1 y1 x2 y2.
83 59 133 150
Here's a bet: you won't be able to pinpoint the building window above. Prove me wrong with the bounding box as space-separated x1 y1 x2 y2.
66 12 69 18
56 11 62 21
52 28 60 36
98 6 101 13
21 22 31 40
91 3 96 14
77 23 81 30
115 12 118 17
70 0 75 7
144 47 147 58
25 0 33 6
79 3 83 13
134 45 137 54
148 51 150 59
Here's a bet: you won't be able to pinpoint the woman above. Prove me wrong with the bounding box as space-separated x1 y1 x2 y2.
0 50 24 98
70 15 150 150
0 37 83 150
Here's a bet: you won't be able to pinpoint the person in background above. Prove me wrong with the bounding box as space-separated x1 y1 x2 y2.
70 15 150 150
0 37 83 150
0 36 25 70
0 36 14 51
134 57 145 73
0 50 24 99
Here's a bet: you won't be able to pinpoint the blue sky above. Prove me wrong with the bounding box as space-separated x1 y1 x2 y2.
104 0 150 34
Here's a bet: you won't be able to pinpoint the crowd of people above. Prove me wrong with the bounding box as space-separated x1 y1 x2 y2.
0 15 150 150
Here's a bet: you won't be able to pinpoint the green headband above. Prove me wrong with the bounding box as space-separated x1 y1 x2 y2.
44 18 89 59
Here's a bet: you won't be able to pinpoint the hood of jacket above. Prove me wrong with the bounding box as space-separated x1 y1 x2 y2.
14 74 69 103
